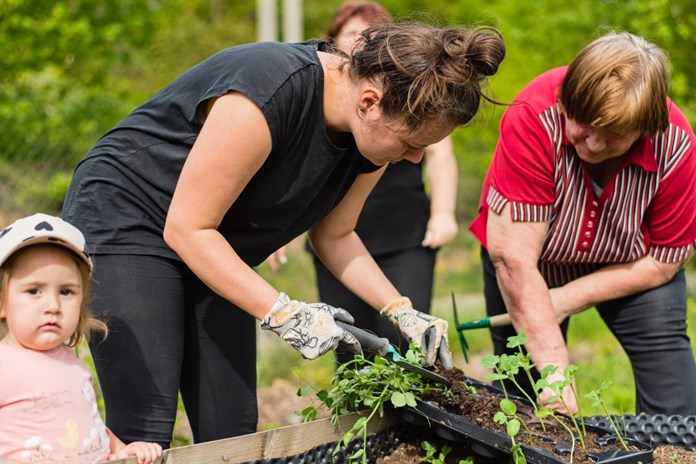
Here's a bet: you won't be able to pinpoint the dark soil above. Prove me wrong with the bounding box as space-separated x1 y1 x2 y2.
387 365 690 464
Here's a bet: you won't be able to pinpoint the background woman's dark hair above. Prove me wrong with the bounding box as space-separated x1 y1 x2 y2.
349 22 506 132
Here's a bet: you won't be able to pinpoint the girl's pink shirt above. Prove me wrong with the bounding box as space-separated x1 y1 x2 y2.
0 342 110 463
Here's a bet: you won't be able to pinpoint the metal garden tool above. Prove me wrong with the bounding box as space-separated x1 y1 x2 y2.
336 321 451 387
451 292 511 363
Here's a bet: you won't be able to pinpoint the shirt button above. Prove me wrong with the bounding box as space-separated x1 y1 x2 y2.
592 201 598 207
582 241 589 248
587 221 594 228
589 211 597 218
585 231 592 238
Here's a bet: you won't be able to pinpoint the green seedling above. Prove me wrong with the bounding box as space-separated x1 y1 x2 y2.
505 333 539 401
420 440 451 464
299 346 448 464
535 367 587 458
585 380 629 451
493 399 528 464
483 350 546 433
420 440 474 464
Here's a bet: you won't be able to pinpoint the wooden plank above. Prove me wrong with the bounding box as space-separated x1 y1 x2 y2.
105 409 398 464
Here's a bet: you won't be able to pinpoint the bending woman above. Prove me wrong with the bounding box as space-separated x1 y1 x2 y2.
63 23 506 446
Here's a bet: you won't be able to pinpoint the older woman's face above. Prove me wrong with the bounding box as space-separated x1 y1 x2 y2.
565 118 641 164
335 16 371 54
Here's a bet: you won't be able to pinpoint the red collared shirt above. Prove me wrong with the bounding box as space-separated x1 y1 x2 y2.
470 66 696 287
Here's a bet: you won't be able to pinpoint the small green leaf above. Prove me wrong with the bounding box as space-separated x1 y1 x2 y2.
300 406 317 422
297 385 315 397
481 354 500 368
500 398 517 415
507 418 521 437
391 391 406 407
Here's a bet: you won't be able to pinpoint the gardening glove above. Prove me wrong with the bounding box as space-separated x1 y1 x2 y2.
380 297 454 370
261 292 362 360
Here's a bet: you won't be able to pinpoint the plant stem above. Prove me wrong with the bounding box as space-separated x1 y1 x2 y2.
508 376 547 432
601 404 629 451
549 414 577 464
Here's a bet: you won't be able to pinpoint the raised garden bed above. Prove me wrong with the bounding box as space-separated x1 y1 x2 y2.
104 405 696 464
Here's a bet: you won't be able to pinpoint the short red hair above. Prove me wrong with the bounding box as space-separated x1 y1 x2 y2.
325 1 392 41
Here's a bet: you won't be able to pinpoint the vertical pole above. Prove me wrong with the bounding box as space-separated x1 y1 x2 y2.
282 0 303 43
256 0 278 42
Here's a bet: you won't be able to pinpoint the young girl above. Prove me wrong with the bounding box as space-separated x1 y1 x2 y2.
0 213 162 464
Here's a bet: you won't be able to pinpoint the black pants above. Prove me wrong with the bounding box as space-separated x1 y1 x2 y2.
88 254 257 448
314 246 437 364
482 247 696 415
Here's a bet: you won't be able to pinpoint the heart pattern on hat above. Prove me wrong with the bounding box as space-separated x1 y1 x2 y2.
35 221 54 231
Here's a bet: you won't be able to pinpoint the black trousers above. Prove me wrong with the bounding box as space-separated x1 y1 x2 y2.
88 254 257 448
482 247 696 415
314 246 437 364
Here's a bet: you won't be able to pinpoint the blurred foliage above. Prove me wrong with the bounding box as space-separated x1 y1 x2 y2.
1 0 695 222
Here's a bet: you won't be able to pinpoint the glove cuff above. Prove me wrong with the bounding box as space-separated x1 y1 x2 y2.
261 292 295 330
379 296 413 317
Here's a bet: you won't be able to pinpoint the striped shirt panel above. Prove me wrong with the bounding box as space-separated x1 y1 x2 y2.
488 106 694 287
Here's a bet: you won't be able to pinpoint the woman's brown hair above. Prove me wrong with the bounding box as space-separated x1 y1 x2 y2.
348 22 506 132
560 32 670 136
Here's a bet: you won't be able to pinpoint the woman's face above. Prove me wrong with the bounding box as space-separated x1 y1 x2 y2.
335 16 371 54
565 118 641 164
354 119 454 166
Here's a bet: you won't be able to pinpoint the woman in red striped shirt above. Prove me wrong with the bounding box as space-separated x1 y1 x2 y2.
470 31 696 415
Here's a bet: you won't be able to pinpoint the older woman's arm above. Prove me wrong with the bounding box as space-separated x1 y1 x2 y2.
550 254 689 322
487 203 577 412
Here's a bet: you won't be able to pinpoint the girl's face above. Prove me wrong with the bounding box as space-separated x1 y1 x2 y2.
565 118 641 164
0 246 83 351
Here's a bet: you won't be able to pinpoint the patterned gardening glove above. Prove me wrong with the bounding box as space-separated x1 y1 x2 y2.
261 292 362 360
380 296 454 370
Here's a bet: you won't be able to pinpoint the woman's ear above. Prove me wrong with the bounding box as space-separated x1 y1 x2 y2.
357 84 383 120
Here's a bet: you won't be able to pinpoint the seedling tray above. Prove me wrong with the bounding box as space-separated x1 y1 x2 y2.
585 414 696 451
401 377 653 464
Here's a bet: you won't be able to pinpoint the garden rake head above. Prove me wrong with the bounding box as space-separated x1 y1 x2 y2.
451 291 512 363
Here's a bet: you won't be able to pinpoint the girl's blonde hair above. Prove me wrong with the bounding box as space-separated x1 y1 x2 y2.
560 31 670 136
0 244 107 347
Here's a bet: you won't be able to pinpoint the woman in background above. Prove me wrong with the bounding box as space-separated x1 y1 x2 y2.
311 1 460 363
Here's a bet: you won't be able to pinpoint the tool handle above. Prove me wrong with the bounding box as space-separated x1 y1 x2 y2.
336 321 390 357
456 312 512 330
489 313 512 327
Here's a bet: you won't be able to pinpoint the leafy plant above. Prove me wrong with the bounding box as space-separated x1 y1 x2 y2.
585 380 629 451
420 440 452 464
298 347 448 464
493 399 527 464
486 332 637 463
535 364 587 454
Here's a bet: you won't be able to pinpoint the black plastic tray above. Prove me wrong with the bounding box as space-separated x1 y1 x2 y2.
402 377 653 463
240 423 426 464
585 414 696 451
